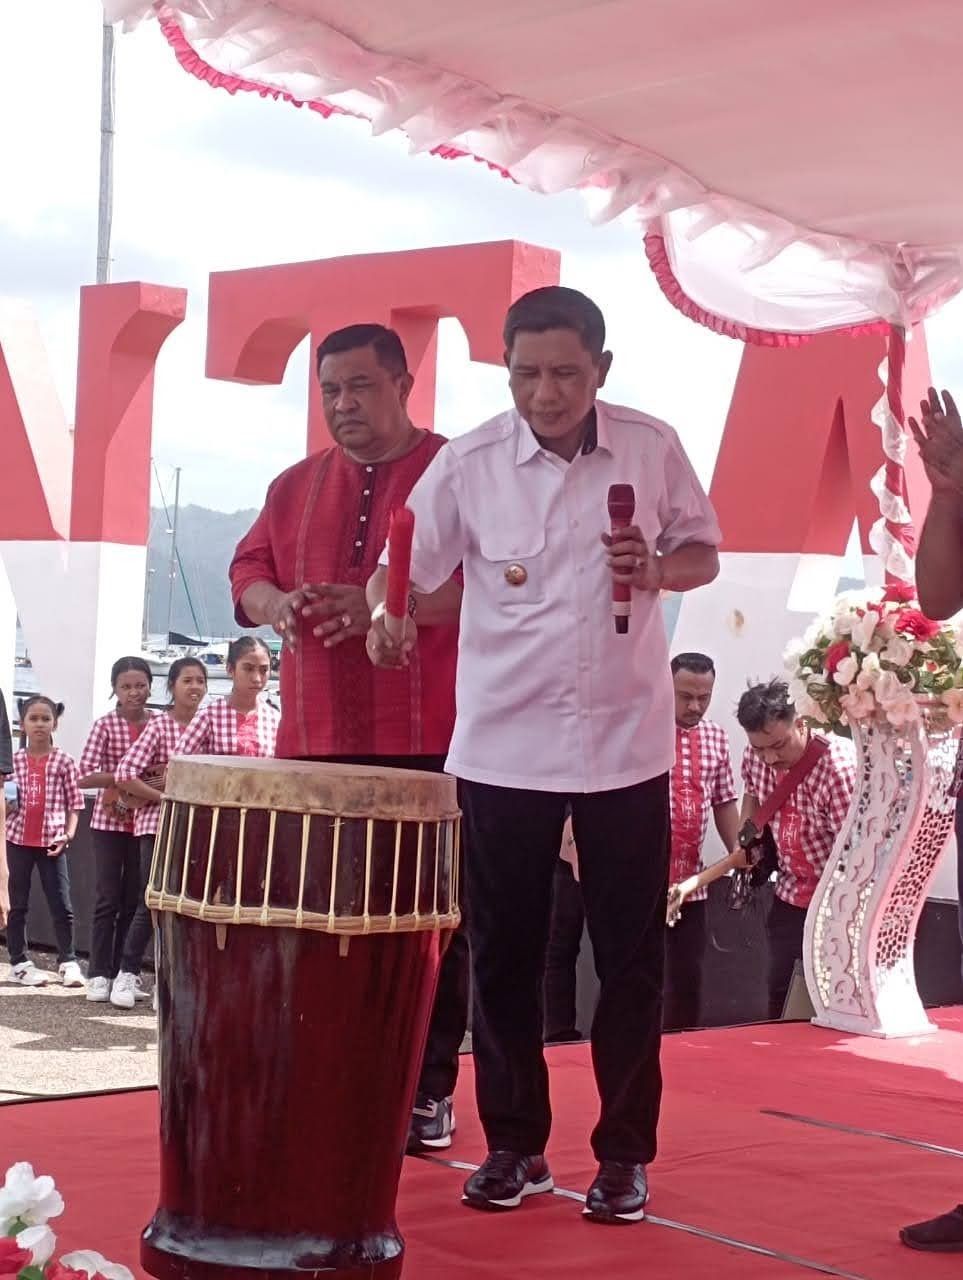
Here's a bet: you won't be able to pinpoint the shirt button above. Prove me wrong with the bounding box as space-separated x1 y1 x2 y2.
576 566 584 575
363 489 371 496
365 466 373 473
579 661 589 671
571 519 579 528
579 614 587 623
580 709 589 719
360 515 367 522
354 540 362 547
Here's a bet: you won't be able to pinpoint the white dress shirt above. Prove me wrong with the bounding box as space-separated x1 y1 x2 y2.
383 400 721 793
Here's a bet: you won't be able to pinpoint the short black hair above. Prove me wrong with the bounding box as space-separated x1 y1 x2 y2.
166 657 208 697
736 679 795 733
315 324 408 378
671 652 715 677
503 286 606 358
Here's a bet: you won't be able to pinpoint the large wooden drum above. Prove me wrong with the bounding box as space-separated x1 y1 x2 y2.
140 757 460 1280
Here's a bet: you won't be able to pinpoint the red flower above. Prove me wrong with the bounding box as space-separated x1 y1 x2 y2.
824 641 851 674
47 1265 88 1280
893 609 941 641
0 1238 32 1278
882 583 917 604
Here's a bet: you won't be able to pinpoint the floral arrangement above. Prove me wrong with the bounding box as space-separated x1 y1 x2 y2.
784 583 963 728
0 1164 132 1280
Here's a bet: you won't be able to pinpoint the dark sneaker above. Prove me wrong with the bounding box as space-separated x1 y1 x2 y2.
406 1094 455 1154
462 1151 554 1211
900 1205 963 1251
583 1161 649 1223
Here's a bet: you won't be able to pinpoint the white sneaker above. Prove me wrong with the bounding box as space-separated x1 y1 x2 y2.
85 976 111 1002
110 970 138 1009
133 975 151 1002
59 961 85 988
11 961 47 987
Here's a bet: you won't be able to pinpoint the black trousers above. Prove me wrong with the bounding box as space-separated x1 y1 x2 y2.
664 898 707 1031
543 858 585 1042
767 896 807 1020
88 830 142 979
118 835 156 974
6 842 76 966
311 754 469 1103
461 773 669 1165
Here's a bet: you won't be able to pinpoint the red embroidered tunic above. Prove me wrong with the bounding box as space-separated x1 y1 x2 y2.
230 433 458 760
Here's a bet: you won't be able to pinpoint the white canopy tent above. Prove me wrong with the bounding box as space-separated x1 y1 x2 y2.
106 1 963 336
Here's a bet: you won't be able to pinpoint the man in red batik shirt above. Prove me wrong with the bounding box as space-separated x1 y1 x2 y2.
230 323 466 1152
736 679 856 1020
663 653 739 1030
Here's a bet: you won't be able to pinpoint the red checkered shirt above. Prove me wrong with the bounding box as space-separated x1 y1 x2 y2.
6 748 84 848
670 720 737 900
176 698 280 758
741 732 857 908
79 711 159 833
114 713 188 838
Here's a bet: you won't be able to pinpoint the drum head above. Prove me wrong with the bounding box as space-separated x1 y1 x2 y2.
165 756 458 823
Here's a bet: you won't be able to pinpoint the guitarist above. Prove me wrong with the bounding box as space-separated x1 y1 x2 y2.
736 679 856 1019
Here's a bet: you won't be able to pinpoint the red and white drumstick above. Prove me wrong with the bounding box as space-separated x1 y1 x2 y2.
385 506 415 644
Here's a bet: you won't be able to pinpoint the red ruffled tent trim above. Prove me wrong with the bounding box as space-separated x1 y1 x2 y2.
158 16 515 180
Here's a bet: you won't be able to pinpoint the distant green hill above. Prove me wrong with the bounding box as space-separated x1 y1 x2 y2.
147 505 261 640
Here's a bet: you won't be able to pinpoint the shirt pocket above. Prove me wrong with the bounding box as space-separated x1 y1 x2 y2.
478 526 547 606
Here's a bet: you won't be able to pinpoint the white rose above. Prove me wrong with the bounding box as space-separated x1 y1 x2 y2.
783 637 806 672
856 652 882 689
881 636 914 667
833 654 860 687
833 610 860 638
0 1163 64 1229
61 1252 136 1280
17 1225 57 1267
852 610 881 652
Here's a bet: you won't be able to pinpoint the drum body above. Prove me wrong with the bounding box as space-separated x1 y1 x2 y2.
141 757 460 1280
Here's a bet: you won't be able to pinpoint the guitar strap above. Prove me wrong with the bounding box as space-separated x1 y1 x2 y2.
739 733 830 848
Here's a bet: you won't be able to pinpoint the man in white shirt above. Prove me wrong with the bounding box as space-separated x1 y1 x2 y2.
366 286 720 1224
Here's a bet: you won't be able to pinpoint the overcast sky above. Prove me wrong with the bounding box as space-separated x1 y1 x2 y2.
3 1 963 519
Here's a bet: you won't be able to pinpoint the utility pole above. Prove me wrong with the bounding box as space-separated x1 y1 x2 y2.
165 468 181 644
96 17 116 284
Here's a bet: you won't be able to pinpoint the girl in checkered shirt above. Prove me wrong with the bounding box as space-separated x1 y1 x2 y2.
110 657 207 1010
177 637 279 759
5 696 85 988
78 656 158 1004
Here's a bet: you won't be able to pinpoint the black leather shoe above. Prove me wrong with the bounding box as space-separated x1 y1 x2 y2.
583 1161 648 1223
462 1151 554 1211
901 1205 963 1251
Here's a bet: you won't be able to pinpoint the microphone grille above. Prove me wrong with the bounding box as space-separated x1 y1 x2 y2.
607 483 635 517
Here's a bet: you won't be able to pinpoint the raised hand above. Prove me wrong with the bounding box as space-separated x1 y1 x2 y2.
909 388 963 496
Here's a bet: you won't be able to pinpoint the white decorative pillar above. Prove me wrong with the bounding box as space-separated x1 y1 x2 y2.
804 703 960 1038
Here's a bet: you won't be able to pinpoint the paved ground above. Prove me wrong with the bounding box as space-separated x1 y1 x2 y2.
0 952 156 1101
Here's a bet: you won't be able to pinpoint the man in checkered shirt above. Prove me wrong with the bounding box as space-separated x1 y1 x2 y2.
737 678 856 1020
665 653 739 1030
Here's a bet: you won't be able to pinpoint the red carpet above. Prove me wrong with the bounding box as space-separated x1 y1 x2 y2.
5 1011 963 1279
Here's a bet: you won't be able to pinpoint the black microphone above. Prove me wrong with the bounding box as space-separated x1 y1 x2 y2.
607 483 636 635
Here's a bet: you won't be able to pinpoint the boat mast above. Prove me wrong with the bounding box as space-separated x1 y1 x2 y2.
97 18 115 285
165 467 181 645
